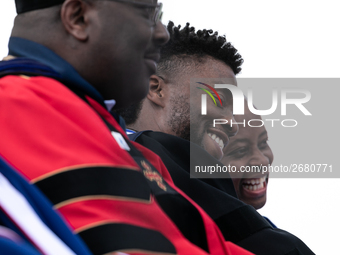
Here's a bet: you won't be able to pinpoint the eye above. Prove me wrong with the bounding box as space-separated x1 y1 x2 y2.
214 93 225 108
136 6 154 21
227 146 248 159
258 138 269 149
144 8 155 20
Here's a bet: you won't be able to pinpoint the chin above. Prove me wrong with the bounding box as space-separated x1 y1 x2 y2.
236 190 267 210
115 91 147 109
249 198 266 210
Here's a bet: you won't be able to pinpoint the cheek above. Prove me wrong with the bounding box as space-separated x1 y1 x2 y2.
140 30 154 49
224 160 245 178
224 103 234 115
205 104 223 118
269 151 274 164
264 148 274 164
189 102 208 129
189 103 200 119
190 95 202 114
231 160 246 171
122 26 152 54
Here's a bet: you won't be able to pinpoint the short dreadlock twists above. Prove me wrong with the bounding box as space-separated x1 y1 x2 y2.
157 21 243 78
114 21 243 125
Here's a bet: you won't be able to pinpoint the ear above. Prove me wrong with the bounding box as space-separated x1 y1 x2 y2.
60 0 92 41
147 75 166 108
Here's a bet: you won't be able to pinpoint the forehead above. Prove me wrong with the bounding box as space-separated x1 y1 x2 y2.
172 56 235 80
194 59 236 97
195 57 236 80
175 57 237 90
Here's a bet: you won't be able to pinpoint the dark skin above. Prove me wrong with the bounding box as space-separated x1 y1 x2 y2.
11 0 169 107
221 101 274 210
129 56 238 160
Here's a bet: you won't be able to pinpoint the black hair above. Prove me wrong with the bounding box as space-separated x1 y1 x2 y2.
114 21 243 125
157 21 243 78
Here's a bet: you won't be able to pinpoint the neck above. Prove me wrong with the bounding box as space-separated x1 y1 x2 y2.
127 103 164 133
127 121 160 133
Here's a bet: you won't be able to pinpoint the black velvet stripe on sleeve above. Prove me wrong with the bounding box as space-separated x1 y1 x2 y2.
156 194 209 252
76 109 210 253
214 205 272 243
78 223 177 255
34 167 151 205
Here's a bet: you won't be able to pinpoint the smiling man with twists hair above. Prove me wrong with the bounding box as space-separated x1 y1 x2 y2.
116 21 315 255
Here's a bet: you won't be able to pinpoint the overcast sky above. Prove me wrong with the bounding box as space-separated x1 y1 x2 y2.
0 1 339 254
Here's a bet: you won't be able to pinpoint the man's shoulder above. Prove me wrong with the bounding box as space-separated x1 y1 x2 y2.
0 74 82 116
0 75 139 180
130 131 190 154
130 131 238 198
131 131 227 174
130 131 191 170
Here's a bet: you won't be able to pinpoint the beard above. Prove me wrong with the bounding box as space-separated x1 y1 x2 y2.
112 100 144 125
167 94 205 147
167 94 191 141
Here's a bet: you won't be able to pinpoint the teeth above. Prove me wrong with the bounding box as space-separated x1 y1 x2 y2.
208 133 225 150
261 176 266 183
219 140 223 149
243 176 267 191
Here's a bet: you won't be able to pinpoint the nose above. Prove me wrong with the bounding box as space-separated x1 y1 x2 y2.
222 114 239 139
153 21 170 46
248 148 270 167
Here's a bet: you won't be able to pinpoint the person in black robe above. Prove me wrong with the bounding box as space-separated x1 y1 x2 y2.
115 21 315 255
